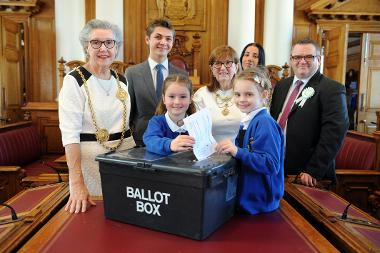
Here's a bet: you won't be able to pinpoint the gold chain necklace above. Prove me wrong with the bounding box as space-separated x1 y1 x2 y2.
215 93 233 116
76 67 129 151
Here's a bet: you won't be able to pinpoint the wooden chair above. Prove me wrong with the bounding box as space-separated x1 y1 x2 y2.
334 130 380 219
57 57 131 88
168 31 201 90
266 63 290 89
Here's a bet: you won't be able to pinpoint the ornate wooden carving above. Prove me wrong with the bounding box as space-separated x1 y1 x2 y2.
148 0 206 31
301 0 380 22
168 31 201 75
266 63 290 89
0 0 41 15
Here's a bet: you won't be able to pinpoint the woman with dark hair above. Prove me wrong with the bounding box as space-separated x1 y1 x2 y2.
240 43 266 70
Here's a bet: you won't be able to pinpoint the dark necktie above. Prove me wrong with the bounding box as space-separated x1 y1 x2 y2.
238 128 246 148
156 64 164 100
278 80 303 129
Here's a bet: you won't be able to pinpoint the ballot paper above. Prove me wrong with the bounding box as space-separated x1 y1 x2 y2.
183 109 217 160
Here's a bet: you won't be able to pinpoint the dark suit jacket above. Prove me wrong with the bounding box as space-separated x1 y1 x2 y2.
125 61 187 145
270 71 349 182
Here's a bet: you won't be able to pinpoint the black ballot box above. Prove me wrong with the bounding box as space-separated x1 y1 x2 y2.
96 147 237 240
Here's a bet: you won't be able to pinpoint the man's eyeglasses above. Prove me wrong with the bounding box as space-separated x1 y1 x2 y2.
212 61 234 69
290 55 318 62
89 40 116 49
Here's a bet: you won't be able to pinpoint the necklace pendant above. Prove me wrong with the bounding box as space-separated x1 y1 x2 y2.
116 88 128 101
222 108 229 116
96 129 110 143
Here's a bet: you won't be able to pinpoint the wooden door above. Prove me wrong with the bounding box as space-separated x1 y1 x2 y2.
0 17 24 122
358 33 380 134
323 25 348 84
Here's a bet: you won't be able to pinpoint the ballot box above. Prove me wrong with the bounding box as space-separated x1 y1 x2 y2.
96 148 237 240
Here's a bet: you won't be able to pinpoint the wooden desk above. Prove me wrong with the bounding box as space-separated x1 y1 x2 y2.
335 169 380 218
22 173 69 185
0 183 69 252
20 199 337 253
285 182 380 252
0 121 32 133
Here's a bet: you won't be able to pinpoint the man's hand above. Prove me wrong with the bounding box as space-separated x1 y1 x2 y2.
299 172 317 187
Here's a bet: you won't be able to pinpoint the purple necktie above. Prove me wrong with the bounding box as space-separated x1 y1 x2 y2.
278 80 303 129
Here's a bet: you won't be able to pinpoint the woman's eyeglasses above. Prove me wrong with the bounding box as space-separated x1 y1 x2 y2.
212 61 234 69
89 40 116 49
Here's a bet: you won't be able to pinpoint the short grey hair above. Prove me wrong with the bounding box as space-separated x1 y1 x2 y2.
79 19 123 58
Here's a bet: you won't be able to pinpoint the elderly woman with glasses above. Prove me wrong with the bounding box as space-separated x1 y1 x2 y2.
193 45 244 141
59 19 135 213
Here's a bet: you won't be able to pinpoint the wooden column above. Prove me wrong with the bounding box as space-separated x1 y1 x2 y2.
85 0 96 22
255 0 265 45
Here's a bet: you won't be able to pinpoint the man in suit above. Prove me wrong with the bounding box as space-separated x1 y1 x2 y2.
270 39 349 187
125 18 187 146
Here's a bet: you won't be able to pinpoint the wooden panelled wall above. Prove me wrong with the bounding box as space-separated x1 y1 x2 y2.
0 0 56 115
28 0 56 103
1 0 58 153
123 0 229 84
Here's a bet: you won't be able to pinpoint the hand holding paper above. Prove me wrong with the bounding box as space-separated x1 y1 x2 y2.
183 109 216 160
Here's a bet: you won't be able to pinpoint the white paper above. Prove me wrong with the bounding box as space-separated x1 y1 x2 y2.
183 108 216 160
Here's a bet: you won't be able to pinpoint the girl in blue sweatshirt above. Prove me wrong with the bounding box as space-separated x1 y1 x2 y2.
216 67 284 215
143 74 196 155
